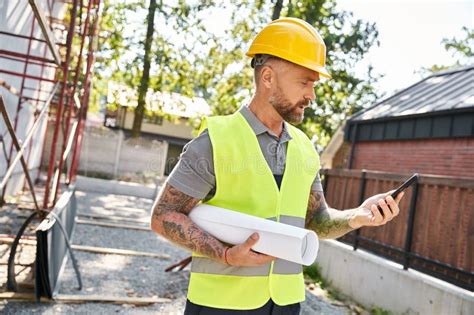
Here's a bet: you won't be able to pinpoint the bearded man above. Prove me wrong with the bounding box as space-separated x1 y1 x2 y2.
150 18 404 315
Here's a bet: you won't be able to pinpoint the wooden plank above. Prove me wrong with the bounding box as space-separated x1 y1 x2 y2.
0 237 169 259
78 212 149 224
0 236 36 245
365 172 406 182
326 168 474 189
419 176 474 188
71 244 170 260
0 292 171 305
327 168 474 188
75 218 150 231
0 292 43 301
325 168 362 179
55 294 171 305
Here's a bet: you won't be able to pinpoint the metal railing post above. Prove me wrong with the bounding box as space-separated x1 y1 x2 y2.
322 169 329 193
353 169 367 250
403 179 419 270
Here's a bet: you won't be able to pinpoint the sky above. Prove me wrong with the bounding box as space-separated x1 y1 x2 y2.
336 0 473 96
129 0 473 100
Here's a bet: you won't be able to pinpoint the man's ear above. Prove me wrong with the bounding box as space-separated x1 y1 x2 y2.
260 66 274 89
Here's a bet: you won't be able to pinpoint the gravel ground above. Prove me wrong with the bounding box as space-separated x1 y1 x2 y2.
1 190 349 315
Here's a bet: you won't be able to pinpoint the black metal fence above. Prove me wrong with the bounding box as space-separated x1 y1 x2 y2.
321 168 474 291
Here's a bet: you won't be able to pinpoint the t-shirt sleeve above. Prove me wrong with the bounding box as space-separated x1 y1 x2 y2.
311 172 323 192
166 129 216 199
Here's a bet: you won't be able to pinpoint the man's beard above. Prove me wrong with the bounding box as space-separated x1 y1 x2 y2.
269 85 309 124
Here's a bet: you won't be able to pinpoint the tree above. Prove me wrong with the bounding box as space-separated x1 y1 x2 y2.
421 27 473 75
93 0 380 146
443 26 474 61
132 0 157 137
272 0 284 20
93 0 219 131
195 0 380 145
90 0 144 113
193 0 380 145
275 0 380 144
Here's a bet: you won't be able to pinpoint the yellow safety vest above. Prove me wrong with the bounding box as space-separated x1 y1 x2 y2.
188 111 320 309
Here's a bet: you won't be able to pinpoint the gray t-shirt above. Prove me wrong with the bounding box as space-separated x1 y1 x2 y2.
167 106 323 200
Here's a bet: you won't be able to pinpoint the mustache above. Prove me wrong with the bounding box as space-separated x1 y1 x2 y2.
296 99 310 107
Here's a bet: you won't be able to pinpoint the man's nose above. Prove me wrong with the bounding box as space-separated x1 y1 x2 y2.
305 87 316 102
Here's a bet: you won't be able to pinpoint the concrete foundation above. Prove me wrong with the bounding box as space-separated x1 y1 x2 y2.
75 175 158 199
316 240 473 315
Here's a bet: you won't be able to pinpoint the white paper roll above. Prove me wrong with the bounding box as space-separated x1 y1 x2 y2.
189 204 319 266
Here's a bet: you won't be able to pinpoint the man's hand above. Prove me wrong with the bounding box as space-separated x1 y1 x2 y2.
349 191 405 229
226 233 275 267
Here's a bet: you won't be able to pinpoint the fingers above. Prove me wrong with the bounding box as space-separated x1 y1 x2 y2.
386 189 396 197
386 195 400 217
249 251 275 265
242 232 259 250
370 204 384 224
395 191 405 203
377 198 393 223
244 233 275 264
228 233 277 266
362 190 406 227
385 189 405 203
369 194 402 226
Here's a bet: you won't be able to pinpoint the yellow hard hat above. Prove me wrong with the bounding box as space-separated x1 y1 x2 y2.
246 17 331 79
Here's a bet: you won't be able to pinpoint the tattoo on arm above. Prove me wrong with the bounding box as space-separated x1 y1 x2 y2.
305 191 356 239
151 183 226 262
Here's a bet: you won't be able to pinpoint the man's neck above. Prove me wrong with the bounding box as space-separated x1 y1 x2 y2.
248 96 284 137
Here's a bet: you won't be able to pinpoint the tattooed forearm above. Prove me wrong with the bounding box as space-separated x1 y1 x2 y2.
305 191 356 239
150 183 226 262
151 183 198 218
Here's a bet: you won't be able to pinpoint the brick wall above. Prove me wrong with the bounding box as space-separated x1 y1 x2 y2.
351 138 474 178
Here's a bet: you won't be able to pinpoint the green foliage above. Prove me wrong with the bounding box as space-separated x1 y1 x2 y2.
93 0 380 144
303 263 347 303
281 0 380 144
370 307 392 315
303 263 329 288
442 26 474 61
420 27 473 75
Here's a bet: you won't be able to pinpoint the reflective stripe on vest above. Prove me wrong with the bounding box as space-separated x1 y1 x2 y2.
192 257 271 276
273 215 305 275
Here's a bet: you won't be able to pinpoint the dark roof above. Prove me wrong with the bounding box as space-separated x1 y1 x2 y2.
350 65 474 122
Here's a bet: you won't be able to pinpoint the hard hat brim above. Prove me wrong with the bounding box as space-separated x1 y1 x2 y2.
246 50 331 79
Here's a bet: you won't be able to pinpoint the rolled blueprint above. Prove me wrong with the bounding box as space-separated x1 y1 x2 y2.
189 204 319 266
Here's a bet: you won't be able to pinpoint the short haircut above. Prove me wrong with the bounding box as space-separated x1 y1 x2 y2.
252 54 288 86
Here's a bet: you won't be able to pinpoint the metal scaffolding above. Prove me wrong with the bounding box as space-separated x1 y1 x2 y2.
0 0 103 297
0 0 101 209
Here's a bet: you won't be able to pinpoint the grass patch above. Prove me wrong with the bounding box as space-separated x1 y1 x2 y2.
370 307 392 315
303 263 346 301
303 263 328 288
76 170 114 180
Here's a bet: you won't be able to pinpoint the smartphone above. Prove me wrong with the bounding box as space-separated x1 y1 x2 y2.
391 173 419 199
377 173 418 215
